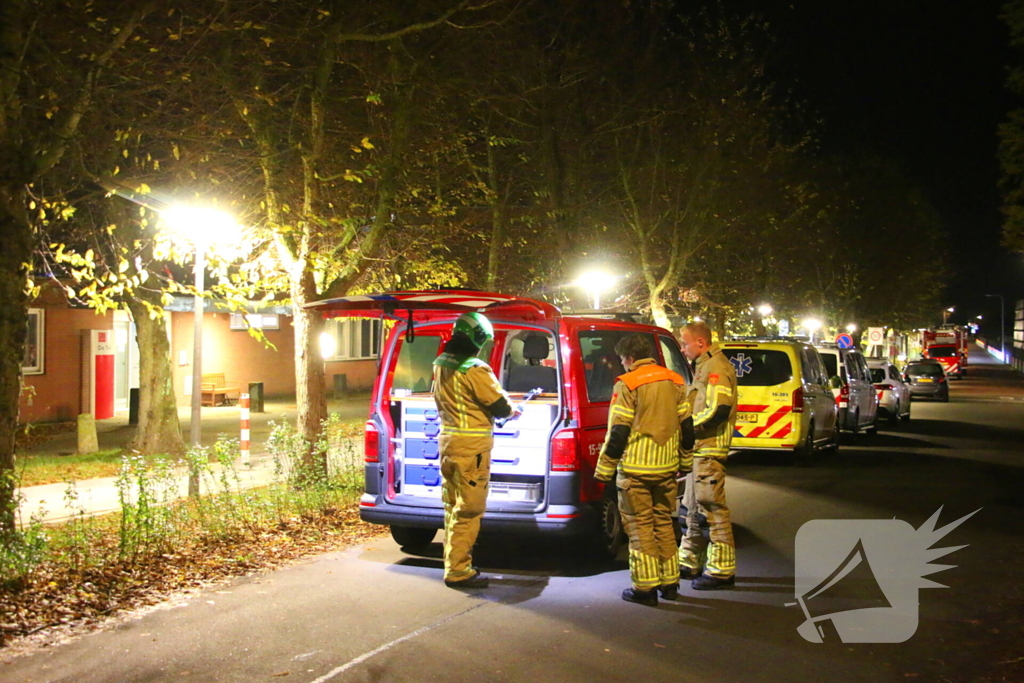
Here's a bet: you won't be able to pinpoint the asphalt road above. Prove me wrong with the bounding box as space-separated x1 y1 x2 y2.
5 349 1023 683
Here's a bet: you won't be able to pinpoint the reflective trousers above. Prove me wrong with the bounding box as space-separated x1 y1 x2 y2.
618 470 680 590
679 456 736 578
441 450 490 582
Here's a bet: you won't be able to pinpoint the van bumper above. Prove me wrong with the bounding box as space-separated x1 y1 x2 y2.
359 497 595 536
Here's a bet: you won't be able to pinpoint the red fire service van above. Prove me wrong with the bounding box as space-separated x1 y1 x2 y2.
306 290 692 554
922 326 967 378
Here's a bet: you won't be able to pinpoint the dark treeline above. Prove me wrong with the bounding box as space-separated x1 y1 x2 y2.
0 0 946 526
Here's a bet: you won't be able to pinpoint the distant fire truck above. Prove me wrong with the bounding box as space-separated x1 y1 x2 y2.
921 326 968 378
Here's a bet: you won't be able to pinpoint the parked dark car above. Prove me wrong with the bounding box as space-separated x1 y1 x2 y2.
903 360 949 402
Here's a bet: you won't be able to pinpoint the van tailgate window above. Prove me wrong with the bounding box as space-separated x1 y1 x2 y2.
393 334 441 394
721 349 793 386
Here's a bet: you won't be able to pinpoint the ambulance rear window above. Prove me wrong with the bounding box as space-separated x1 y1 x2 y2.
721 349 793 386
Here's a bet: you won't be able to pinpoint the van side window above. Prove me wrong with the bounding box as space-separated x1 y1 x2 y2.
503 331 559 393
658 336 691 381
578 331 654 403
392 334 441 394
801 348 825 385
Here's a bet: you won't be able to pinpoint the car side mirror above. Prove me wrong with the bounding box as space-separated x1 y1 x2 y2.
828 375 843 390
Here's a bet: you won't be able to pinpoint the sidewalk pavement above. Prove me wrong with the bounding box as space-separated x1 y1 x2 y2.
16 394 372 526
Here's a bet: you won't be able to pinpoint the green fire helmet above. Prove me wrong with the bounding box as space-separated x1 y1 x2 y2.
453 311 494 350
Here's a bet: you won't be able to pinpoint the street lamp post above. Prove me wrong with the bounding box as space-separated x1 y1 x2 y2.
943 306 955 325
985 294 1006 362
162 206 240 496
802 318 822 344
573 270 617 310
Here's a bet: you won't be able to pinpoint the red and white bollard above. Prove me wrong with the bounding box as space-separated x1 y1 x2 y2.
240 393 251 465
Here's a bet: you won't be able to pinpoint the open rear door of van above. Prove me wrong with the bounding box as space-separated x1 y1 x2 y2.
305 289 559 322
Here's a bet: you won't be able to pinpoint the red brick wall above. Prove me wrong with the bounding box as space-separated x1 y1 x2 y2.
20 296 113 424
169 312 376 404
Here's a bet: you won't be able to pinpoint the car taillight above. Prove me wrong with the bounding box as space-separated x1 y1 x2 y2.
836 384 850 405
551 429 580 472
364 421 380 463
877 390 884 400
938 376 947 383
792 386 805 413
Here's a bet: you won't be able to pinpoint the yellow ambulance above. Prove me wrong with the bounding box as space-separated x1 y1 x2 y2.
720 339 840 464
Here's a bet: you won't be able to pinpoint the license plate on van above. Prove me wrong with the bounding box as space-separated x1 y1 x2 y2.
736 413 759 423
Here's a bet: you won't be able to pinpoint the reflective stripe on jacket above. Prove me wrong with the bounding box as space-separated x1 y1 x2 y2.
691 344 737 459
595 358 691 478
433 357 510 458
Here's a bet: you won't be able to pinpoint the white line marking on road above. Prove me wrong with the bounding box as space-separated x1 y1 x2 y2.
308 602 487 683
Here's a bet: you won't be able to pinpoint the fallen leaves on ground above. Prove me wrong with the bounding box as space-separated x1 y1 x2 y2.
0 505 386 655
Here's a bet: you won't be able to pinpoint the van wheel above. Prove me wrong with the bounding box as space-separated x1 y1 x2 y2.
598 489 627 558
827 417 841 453
390 525 437 551
844 411 860 445
793 428 815 467
865 412 878 436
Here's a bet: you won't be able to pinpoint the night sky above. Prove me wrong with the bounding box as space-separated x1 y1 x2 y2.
769 0 1017 329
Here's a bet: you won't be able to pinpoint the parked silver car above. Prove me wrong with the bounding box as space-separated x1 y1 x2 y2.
903 359 950 402
867 358 911 424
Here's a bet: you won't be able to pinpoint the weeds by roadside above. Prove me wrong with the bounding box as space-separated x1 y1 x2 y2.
0 414 383 647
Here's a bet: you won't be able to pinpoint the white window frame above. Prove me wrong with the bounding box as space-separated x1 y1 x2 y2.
22 308 45 375
324 318 381 361
230 313 280 330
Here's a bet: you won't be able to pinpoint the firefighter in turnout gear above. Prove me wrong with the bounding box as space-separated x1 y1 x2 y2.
433 312 520 589
678 321 738 590
594 334 695 606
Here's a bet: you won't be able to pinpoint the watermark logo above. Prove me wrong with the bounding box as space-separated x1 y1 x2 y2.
788 507 979 643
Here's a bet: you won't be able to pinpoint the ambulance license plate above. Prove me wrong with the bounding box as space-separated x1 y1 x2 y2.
736 413 759 423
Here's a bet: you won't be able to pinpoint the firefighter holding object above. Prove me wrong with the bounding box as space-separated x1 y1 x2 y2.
433 312 520 589
594 334 694 606
678 321 738 590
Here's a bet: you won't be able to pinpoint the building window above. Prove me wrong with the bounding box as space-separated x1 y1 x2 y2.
22 308 45 375
230 313 280 330
324 318 381 361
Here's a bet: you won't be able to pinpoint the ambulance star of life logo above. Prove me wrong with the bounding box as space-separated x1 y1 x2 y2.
788 507 979 643
730 353 753 378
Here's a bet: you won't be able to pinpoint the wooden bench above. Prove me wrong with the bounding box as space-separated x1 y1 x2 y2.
201 373 241 407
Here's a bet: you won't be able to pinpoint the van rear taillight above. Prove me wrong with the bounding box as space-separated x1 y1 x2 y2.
836 384 850 405
364 421 380 463
551 429 580 472
792 386 805 413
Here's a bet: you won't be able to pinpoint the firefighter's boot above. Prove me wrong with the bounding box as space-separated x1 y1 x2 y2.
445 570 490 589
622 588 659 606
691 573 735 591
659 583 680 600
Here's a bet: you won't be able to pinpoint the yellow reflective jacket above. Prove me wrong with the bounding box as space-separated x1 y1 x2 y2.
433 355 511 458
595 358 691 478
691 344 737 459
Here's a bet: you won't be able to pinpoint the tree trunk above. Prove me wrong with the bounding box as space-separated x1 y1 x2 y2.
0 191 31 535
649 293 671 331
291 265 327 477
126 298 185 456
484 140 505 291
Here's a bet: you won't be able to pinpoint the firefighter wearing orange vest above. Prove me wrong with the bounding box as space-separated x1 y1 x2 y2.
678 320 738 590
433 312 520 589
594 334 694 606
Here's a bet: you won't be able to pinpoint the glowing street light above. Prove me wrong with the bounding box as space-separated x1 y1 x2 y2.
573 269 618 309
162 205 241 495
802 317 822 343
846 323 857 333
757 304 773 317
943 306 955 325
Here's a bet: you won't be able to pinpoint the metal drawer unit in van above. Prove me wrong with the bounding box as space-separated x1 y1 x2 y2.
489 399 558 504
397 397 443 498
